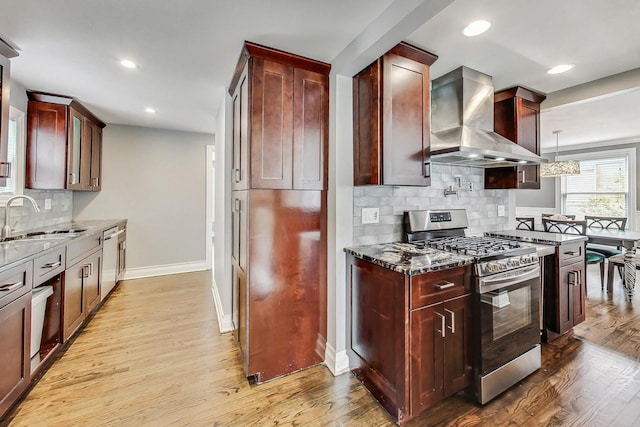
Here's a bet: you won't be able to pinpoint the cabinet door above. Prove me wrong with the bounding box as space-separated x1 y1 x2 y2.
353 60 382 185
67 108 85 190
293 69 328 190
572 262 586 326
231 62 249 190
410 303 444 415
83 251 101 314
443 294 472 397
63 262 85 341
382 52 431 186
0 292 31 416
557 263 581 334
250 58 294 189
515 98 541 189
231 191 248 270
26 101 68 189
90 124 102 191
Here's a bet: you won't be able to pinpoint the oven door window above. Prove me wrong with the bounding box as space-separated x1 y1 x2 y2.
482 285 531 341
479 276 540 374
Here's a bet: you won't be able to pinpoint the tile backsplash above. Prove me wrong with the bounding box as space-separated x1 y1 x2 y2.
353 164 511 245
4 190 73 233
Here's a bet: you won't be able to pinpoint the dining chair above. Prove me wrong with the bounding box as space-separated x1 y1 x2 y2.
606 253 640 293
542 218 606 288
585 215 627 258
515 217 535 231
542 213 576 220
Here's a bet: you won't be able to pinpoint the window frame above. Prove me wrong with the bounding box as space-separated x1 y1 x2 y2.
557 147 637 230
0 106 26 206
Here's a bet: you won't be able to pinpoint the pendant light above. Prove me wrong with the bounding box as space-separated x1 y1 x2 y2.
540 130 580 177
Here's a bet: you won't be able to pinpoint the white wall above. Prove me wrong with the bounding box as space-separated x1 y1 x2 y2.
73 124 213 277
213 92 233 331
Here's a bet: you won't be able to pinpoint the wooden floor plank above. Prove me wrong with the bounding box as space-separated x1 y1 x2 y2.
4 266 640 426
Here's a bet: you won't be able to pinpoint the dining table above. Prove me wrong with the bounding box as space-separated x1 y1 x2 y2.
585 228 640 300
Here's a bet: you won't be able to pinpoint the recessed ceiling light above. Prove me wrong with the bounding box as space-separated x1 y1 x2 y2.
462 20 491 37
518 160 528 164
495 157 505 161
120 59 138 69
547 64 574 74
145 107 156 114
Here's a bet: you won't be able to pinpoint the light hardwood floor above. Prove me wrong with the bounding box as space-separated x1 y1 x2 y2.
3 266 640 426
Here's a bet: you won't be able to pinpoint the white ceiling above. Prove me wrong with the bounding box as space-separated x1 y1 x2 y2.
2 0 640 149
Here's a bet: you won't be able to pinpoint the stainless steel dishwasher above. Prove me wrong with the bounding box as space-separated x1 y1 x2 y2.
101 226 124 300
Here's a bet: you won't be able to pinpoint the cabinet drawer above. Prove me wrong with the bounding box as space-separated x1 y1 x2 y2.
34 248 65 286
66 233 102 267
0 261 34 309
558 242 584 266
410 266 470 309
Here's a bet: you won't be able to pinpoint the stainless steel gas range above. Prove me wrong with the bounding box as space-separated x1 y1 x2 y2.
404 209 541 404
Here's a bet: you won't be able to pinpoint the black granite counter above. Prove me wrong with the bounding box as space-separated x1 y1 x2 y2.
345 242 474 275
484 230 588 246
0 219 126 272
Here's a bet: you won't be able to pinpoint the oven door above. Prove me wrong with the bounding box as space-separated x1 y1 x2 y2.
477 264 540 375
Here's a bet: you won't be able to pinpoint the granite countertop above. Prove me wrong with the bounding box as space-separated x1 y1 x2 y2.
0 219 126 272
345 242 474 275
485 230 588 246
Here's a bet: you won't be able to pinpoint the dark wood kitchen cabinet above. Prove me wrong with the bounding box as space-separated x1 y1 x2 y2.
0 261 33 418
543 241 586 341
485 86 546 189
353 42 437 186
26 91 106 191
63 248 101 342
347 254 472 424
228 42 329 382
230 41 329 191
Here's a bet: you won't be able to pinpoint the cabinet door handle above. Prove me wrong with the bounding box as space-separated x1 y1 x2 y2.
42 261 62 269
445 308 455 334
234 168 242 183
435 312 446 338
92 177 99 187
69 173 77 185
0 162 11 178
568 271 579 286
423 162 431 178
0 281 23 292
519 170 526 183
435 282 455 290
564 251 579 256
233 198 241 212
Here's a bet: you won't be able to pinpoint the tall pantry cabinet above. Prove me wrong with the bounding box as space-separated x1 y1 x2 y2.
229 41 329 382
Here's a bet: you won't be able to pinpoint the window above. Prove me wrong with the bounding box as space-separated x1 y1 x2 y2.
559 148 636 226
0 106 25 204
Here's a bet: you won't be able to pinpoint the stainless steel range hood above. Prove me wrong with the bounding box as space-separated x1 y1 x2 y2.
430 66 546 168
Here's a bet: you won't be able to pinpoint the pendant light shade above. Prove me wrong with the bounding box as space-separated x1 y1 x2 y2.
540 130 580 177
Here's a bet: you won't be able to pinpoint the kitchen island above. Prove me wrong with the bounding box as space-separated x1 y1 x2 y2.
345 243 474 424
485 230 589 342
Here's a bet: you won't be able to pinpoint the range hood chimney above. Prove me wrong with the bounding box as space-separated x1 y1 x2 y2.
430 66 546 167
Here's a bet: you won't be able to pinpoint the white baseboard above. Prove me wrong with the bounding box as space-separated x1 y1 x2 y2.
122 260 208 280
211 280 233 333
324 343 350 376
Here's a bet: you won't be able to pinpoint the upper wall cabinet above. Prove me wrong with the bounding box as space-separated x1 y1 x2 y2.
484 86 547 189
229 42 330 191
353 42 437 186
0 39 19 187
26 91 106 191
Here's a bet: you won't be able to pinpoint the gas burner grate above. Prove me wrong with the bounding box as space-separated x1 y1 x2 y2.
425 236 525 256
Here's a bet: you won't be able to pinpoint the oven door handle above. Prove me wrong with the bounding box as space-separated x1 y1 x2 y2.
478 265 540 294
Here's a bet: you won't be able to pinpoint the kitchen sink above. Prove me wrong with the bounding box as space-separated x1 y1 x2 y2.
0 228 87 244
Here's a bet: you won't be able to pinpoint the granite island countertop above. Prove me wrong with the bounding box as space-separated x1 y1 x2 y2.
345 242 474 275
0 219 126 272
485 229 588 246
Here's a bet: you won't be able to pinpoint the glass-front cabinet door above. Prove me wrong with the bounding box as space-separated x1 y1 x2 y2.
67 108 84 190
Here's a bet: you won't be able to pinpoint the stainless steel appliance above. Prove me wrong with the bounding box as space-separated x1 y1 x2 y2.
430 66 546 168
101 226 124 301
404 209 541 404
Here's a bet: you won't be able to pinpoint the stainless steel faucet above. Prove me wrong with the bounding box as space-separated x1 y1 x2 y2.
2 195 41 239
